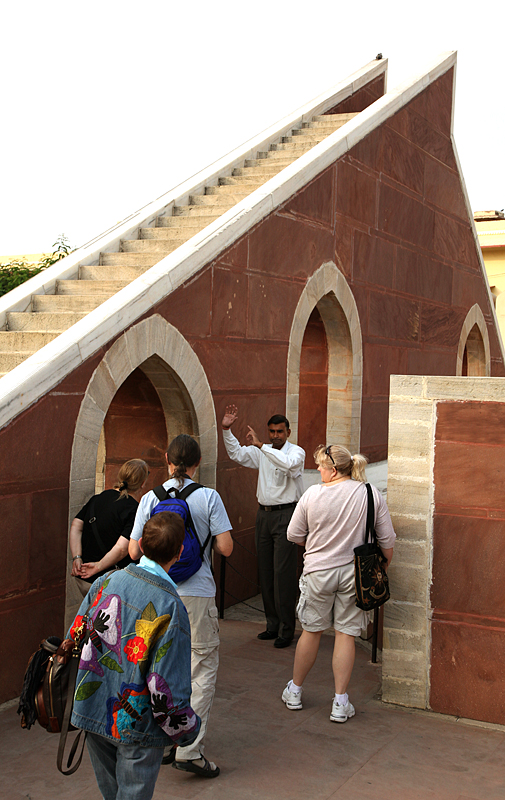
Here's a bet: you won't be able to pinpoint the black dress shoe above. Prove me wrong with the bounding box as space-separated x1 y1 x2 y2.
257 630 277 640
274 636 293 648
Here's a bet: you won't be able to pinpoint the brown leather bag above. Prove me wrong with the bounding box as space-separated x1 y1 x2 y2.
19 617 88 774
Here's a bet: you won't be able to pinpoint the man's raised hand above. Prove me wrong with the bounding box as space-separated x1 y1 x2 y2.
246 426 262 448
222 404 239 430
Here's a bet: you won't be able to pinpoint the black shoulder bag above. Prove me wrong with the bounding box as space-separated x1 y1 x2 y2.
353 483 390 610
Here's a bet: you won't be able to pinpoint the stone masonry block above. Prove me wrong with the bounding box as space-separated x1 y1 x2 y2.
382 649 426 682
103 335 134 389
383 600 427 634
388 401 434 424
426 376 505 402
387 477 431 516
88 360 117 413
76 394 106 444
388 423 431 460
389 513 429 542
392 539 429 568
390 375 425 398
70 435 99 483
382 628 425 654
382 676 427 709
388 456 431 481
389 563 428 604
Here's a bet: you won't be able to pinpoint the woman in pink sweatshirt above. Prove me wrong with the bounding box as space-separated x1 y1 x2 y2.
281 444 395 723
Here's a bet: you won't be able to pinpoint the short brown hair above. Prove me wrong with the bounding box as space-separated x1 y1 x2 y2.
141 512 185 564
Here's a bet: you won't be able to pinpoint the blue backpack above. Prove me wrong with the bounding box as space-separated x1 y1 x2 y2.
150 482 212 584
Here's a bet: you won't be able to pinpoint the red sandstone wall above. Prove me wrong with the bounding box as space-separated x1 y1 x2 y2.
430 401 505 725
1 69 503 701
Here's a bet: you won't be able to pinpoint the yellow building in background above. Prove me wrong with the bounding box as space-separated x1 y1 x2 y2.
475 210 505 340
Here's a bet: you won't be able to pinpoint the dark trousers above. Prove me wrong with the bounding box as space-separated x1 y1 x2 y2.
255 506 298 640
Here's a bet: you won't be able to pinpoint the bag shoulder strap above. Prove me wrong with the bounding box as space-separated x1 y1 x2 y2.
153 485 168 502
365 483 377 546
178 482 213 558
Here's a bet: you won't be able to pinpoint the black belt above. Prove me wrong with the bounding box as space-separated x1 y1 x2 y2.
259 502 297 512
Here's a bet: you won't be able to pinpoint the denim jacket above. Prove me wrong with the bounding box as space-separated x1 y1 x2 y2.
69 564 201 747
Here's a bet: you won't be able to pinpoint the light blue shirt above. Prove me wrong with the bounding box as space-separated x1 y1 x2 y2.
138 555 179 593
132 478 232 598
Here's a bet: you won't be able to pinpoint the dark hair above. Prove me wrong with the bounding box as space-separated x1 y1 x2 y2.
166 434 201 488
267 414 290 428
141 512 185 564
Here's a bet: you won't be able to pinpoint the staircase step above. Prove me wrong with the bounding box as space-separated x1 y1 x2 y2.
139 227 197 241
99 252 162 267
312 113 359 123
155 214 220 228
189 192 249 206
173 204 233 217
80 265 147 281
120 239 182 254
269 141 314 153
244 156 296 168
232 164 285 177
0 331 58 351
57 280 129 294
219 175 269 186
7 311 87 332
0 352 39 371
207 181 263 194
285 131 329 143
32 295 109 312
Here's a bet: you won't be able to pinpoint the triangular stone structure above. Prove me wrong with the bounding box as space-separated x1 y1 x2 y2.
1 52 503 703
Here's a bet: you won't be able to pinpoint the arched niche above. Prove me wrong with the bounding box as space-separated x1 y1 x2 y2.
65 314 216 625
456 304 491 377
287 262 362 454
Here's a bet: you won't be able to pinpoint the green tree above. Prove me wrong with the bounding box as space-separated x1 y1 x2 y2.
0 234 74 298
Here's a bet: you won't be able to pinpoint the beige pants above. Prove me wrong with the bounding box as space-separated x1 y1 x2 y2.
175 596 220 761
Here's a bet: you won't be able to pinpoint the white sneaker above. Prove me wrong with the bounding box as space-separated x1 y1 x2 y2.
330 698 355 723
282 682 303 710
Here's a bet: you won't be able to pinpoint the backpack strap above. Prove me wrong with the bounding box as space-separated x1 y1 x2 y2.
153 485 168 501
178 483 213 559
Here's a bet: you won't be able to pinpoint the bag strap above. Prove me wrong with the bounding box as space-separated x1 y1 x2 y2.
56 605 92 775
178 482 213 558
87 496 108 556
365 483 377 546
56 647 86 775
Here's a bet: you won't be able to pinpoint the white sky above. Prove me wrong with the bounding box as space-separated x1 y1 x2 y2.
2 0 504 255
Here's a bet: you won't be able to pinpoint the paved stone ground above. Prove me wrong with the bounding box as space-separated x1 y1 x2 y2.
2 614 505 800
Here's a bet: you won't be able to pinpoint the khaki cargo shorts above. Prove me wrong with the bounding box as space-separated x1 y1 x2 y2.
297 562 367 637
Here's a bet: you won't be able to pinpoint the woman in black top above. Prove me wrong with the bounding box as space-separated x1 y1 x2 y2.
69 459 149 596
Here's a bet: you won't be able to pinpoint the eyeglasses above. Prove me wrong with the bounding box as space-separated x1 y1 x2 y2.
325 446 335 466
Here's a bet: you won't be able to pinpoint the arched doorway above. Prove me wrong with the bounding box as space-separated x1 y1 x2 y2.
456 304 491 377
287 262 362 455
66 315 216 626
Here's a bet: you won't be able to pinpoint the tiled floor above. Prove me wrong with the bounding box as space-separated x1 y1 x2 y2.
3 617 505 800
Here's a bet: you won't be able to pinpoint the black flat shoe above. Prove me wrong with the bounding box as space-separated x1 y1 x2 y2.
274 637 293 648
257 630 277 640
162 745 176 765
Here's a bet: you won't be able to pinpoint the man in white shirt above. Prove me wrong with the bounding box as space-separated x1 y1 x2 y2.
222 405 305 647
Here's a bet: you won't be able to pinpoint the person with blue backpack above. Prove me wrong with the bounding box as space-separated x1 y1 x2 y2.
129 434 233 778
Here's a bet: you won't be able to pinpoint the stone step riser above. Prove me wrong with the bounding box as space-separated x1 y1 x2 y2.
155 215 220 227
0 353 37 371
189 193 248 206
255 150 302 162
7 312 87 332
269 142 314 153
32 295 108 312
232 165 284 177
80 266 147 281
208 181 263 193
120 240 182 254
173 205 231 217
244 156 295 168
140 227 200 241
0 331 58 351
312 113 358 122
100 253 162 267
219 176 270 186
56 280 129 295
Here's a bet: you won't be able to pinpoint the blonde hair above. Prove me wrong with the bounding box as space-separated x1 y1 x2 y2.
314 444 368 483
114 459 149 500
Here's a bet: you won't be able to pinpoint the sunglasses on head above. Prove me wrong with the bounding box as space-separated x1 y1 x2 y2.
325 446 335 466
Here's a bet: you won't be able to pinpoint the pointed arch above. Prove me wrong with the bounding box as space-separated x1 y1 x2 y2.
456 304 491 377
286 262 362 453
66 314 216 624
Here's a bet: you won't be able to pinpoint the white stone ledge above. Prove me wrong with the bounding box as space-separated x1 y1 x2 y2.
0 53 458 430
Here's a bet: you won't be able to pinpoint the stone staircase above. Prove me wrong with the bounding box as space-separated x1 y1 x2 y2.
0 113 357 377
